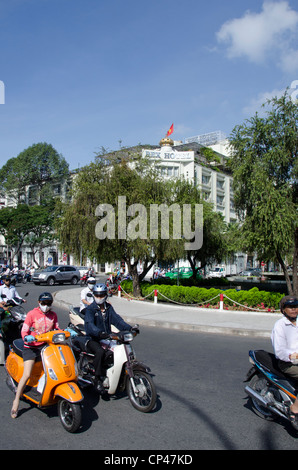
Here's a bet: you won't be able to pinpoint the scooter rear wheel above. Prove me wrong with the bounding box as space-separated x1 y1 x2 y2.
58 399 82 433
249 374 275 420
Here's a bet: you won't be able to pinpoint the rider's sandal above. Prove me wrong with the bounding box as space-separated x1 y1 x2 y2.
10 408 18 419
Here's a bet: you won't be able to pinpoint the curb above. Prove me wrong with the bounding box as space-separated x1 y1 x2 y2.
53 289 277 338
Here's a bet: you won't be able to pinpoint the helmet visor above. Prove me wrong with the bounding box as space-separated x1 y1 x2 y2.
284 299 298 308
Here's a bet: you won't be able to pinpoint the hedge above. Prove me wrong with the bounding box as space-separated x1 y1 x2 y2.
120 280 284 310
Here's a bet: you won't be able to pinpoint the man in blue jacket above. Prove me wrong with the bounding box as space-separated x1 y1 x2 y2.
84 283 136 394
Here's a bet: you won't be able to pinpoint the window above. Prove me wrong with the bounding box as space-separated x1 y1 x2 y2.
202 174 210 185
216 178 225 190
216 195 224 206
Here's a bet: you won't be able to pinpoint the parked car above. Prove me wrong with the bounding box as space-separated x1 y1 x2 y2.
165 267 202 280
238 268 262 277
33 265 81 286
208 266 226 278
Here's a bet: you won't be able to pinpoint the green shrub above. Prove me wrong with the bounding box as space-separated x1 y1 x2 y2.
119 280 283 310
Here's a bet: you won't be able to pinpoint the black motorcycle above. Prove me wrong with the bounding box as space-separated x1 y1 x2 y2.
0 294 28 364
245 349 298 430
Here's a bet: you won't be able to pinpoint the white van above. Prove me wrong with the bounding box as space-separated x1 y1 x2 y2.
208 266 226 278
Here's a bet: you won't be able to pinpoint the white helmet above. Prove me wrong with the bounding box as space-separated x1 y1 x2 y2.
87 277 96 290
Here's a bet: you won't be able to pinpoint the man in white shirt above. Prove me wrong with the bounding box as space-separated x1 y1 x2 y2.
271 295 298 419
80 277 96 314
0 275 25 310
0 275 26 334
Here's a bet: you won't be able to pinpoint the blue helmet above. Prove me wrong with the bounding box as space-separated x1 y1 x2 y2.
93 283 108 296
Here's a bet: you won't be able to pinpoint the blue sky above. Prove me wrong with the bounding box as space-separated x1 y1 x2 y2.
0 0 298 170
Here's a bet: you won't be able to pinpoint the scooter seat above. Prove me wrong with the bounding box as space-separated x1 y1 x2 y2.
254 350 294 379
12 338 42 362
12 338 25 357
70 306 85 320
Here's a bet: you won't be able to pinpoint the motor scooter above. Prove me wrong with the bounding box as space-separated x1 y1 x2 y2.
0 294 28 365
68 306 157 413
245 349 298 431
5 329 84 432
80 272 89 287
105 275 122 295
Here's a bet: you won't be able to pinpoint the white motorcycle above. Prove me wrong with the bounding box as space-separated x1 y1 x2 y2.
68 305 157 413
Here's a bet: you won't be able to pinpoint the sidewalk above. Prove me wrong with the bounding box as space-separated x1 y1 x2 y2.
54 287 282 338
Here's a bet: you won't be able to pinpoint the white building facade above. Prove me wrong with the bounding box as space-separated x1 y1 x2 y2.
141 137 244 275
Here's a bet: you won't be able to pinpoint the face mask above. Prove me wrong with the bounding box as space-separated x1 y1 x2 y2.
94 296 106 305
39 303 51 313
88 284 95 290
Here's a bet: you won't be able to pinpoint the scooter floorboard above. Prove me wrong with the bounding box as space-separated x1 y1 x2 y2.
22 385 42 405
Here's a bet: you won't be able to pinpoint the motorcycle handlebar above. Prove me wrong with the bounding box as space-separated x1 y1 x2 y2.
108 326 139 341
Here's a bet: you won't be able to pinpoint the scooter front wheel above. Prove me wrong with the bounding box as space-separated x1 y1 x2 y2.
58 399 82 433
127 370 157 413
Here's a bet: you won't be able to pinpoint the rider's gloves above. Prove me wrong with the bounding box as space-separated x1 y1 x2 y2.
65 328 78 338
131 326 140 335
98 332 109 339
24 335 35 343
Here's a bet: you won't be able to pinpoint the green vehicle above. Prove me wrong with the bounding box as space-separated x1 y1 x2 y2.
164 267 202 280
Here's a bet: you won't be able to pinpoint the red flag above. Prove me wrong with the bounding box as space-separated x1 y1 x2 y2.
166 123 174 137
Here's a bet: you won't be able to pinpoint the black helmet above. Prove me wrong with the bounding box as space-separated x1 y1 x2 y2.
279 295 298 311
38 292 53 303
2 275 11 281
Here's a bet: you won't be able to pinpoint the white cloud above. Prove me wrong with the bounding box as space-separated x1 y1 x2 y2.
216 1 298 71
242 88 285 116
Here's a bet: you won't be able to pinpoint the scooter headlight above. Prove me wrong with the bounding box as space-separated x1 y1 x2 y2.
52 333 66 344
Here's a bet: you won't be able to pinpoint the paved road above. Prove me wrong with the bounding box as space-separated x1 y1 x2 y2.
0 283 296 451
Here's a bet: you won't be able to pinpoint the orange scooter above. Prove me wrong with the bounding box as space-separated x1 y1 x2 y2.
5 329 83 433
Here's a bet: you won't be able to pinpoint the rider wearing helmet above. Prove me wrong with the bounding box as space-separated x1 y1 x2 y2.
79 276 96 314
11 291 60 419
0 275 26 311
0 275 27 335
22 291 59 350
84 283 137 394
271 295 298 421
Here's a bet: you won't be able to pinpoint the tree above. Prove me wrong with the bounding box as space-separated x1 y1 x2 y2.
56 155 187 297
0 200 57 266
0 204 32 264
169 178 228 278
24 200 57 267
0 142 69 203
229 91 298 295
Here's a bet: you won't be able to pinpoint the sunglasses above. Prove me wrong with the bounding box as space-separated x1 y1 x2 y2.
94 293 106 298
40 301 53 306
